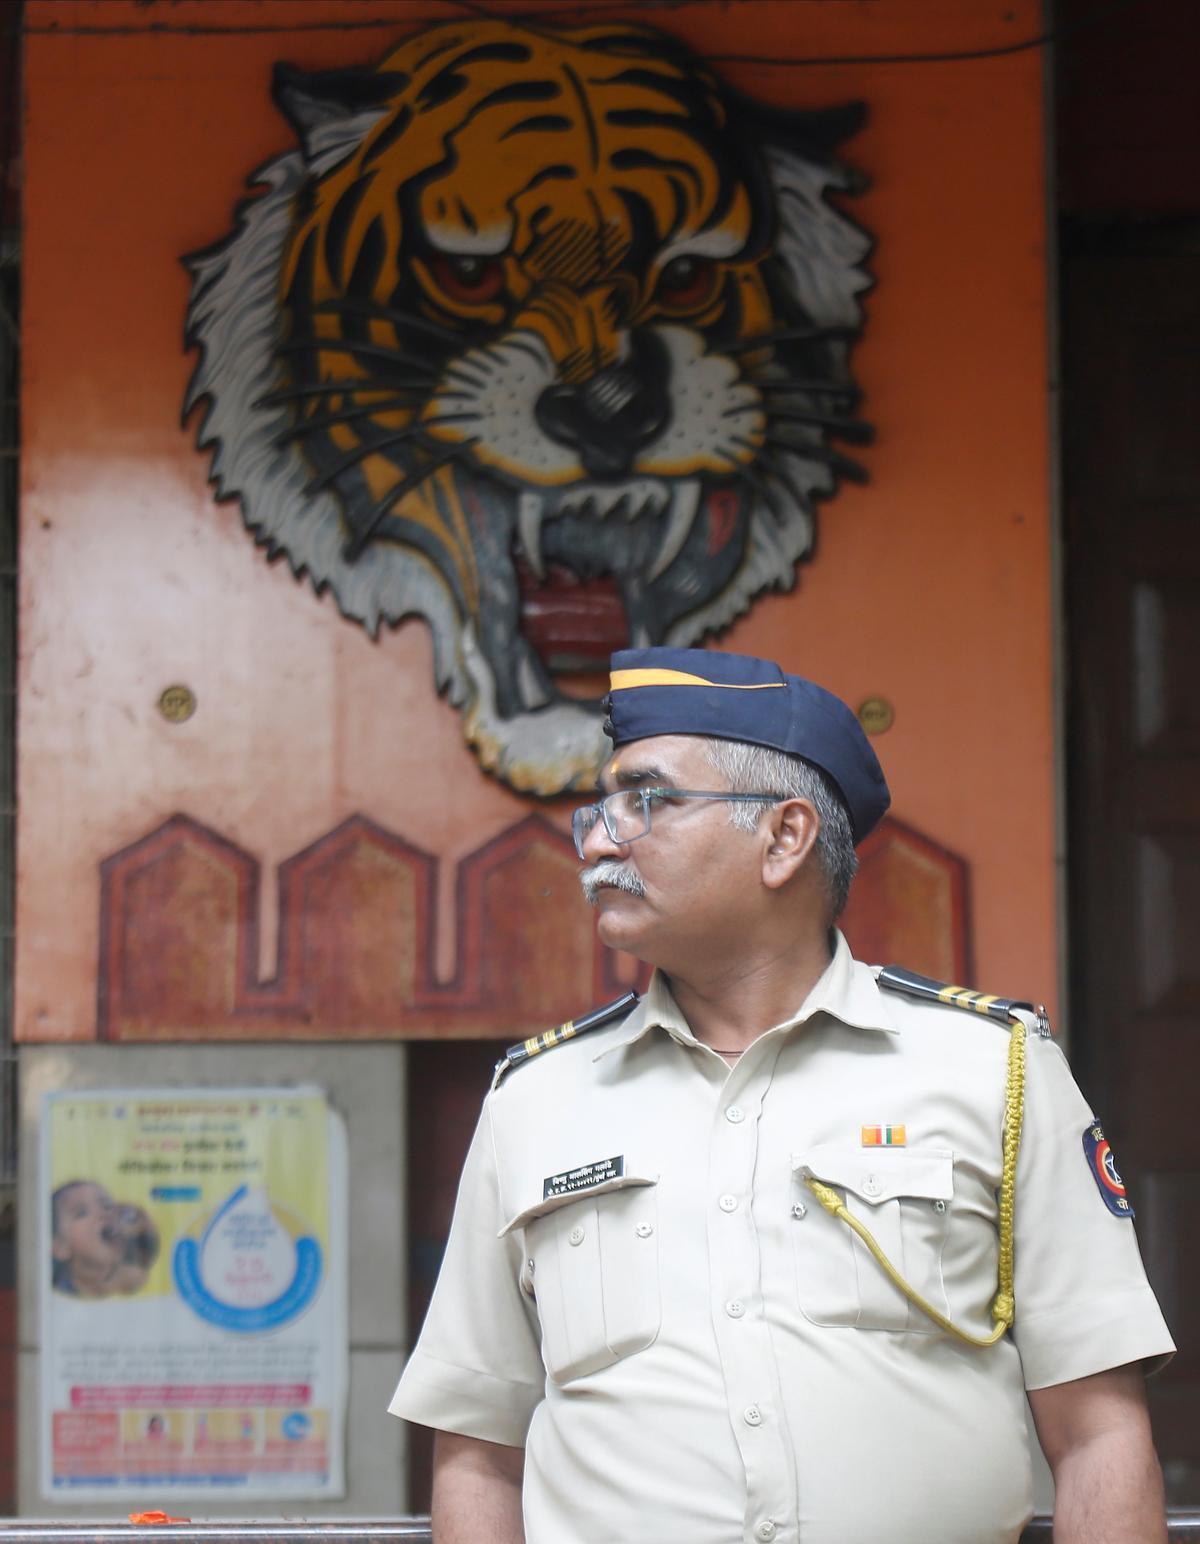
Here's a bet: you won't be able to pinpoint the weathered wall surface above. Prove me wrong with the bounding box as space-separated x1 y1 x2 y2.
17 0 1055 1044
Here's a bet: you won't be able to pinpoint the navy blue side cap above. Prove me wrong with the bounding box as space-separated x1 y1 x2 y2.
605 646 890 843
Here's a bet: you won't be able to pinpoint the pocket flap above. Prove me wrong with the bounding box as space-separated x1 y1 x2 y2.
793 1145 953 1206
499 1173 659 1236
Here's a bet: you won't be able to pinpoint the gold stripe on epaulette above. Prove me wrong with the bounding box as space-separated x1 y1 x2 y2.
938 984 967 1003
494 990 640 1088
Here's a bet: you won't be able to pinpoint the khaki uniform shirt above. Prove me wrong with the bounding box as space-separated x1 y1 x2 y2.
390 933 1173 1544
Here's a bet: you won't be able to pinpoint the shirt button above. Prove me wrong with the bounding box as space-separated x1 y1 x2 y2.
725 1298 746 1318
790 1201 807 1220
756 1522 777 1542
862 1173 882 1197
725 1105 746 1124
635 1223 654 1238
568 1226 585 1246
743 1405 763 1426
719 1194 739 1212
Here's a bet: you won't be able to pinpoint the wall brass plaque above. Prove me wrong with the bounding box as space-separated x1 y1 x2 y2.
857 696 894 736
158 685 197 724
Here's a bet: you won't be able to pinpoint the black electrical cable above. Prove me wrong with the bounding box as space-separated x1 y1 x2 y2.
8 0 1145 68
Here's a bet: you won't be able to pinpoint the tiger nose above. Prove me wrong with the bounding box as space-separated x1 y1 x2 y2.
535 336 670 478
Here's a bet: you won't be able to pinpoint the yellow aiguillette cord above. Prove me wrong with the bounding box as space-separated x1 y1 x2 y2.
805 1013 1027 1348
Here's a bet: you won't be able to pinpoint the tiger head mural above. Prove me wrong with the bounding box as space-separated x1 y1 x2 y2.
184 19 871 794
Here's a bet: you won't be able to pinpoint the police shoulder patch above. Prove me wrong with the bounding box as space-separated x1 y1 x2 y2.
1083 1121 1135 1217
492 991 639 1088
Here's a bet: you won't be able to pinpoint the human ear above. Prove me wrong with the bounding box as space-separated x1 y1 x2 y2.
762 799 820 889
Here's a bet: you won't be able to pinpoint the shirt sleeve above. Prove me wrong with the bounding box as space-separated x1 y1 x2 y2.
1010 1035 1175 1390
388 1096 545 1446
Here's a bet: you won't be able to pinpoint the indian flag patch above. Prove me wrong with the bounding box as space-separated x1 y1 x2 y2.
862 1124 906 1147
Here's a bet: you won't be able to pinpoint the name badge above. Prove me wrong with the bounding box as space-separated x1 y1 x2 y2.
544 1154 625 1199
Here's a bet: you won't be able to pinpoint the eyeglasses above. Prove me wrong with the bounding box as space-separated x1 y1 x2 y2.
572 787 785 859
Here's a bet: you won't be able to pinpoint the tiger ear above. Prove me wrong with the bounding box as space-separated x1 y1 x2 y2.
774 100 867 154
272 62 410 163
736 95 868 173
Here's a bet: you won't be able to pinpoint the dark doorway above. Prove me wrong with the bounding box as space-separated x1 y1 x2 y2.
1061 226 1200 1499
1056 0 1200 1500
405 1037 509 1513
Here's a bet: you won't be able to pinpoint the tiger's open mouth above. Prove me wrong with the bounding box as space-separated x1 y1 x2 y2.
507 475 750 685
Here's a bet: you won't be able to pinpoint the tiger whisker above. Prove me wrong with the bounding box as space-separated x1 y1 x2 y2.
278 337 440 379
723 324 857 356
722 400 869 443
273 395 424 446
254 382 433 410
505 337 548 369
756 379 861 399
757 388 862 416
308 299 461 346
761 408 875 445
762 431 869 484
306 415 480 496
443 362 490 390
343 440 481 564
306 427 432 497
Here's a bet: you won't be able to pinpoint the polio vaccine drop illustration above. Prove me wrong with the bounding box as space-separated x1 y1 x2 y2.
173 1185 322 1332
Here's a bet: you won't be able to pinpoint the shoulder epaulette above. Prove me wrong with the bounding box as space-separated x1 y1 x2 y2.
876 964 1051 1037
492 991 640 1087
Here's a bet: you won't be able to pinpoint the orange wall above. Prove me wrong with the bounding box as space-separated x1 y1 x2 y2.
16 0 1056 1038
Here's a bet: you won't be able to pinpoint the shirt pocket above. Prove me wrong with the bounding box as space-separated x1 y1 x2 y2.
501 1172 661 1385
791 1145 954 1332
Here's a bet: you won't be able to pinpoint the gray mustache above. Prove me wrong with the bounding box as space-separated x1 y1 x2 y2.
579 860 647 906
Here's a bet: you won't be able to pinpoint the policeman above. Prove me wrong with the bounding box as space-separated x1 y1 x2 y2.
390 646 1173 1544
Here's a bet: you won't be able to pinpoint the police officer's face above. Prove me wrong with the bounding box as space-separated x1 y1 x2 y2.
579 734 765 966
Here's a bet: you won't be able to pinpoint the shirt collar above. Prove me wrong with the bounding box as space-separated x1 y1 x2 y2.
593 930 898 1062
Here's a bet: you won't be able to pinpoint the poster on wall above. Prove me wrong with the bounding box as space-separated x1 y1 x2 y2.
40 1088 347 1501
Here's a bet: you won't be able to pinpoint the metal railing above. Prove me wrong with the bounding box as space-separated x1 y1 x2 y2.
0 1519 1199 1541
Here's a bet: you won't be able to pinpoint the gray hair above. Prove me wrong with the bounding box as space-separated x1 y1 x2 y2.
703 739 858 919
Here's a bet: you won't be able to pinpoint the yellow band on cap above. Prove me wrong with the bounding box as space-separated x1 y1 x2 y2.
609 668 786 692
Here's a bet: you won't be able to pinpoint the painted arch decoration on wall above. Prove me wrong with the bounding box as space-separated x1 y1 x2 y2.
183 17 873 796
96 812 968 1043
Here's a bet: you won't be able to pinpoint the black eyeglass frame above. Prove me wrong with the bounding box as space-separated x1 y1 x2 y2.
571 787 786 859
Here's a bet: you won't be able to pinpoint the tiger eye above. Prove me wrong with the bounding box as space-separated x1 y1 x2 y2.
656 255 718 310
430 252 506 304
